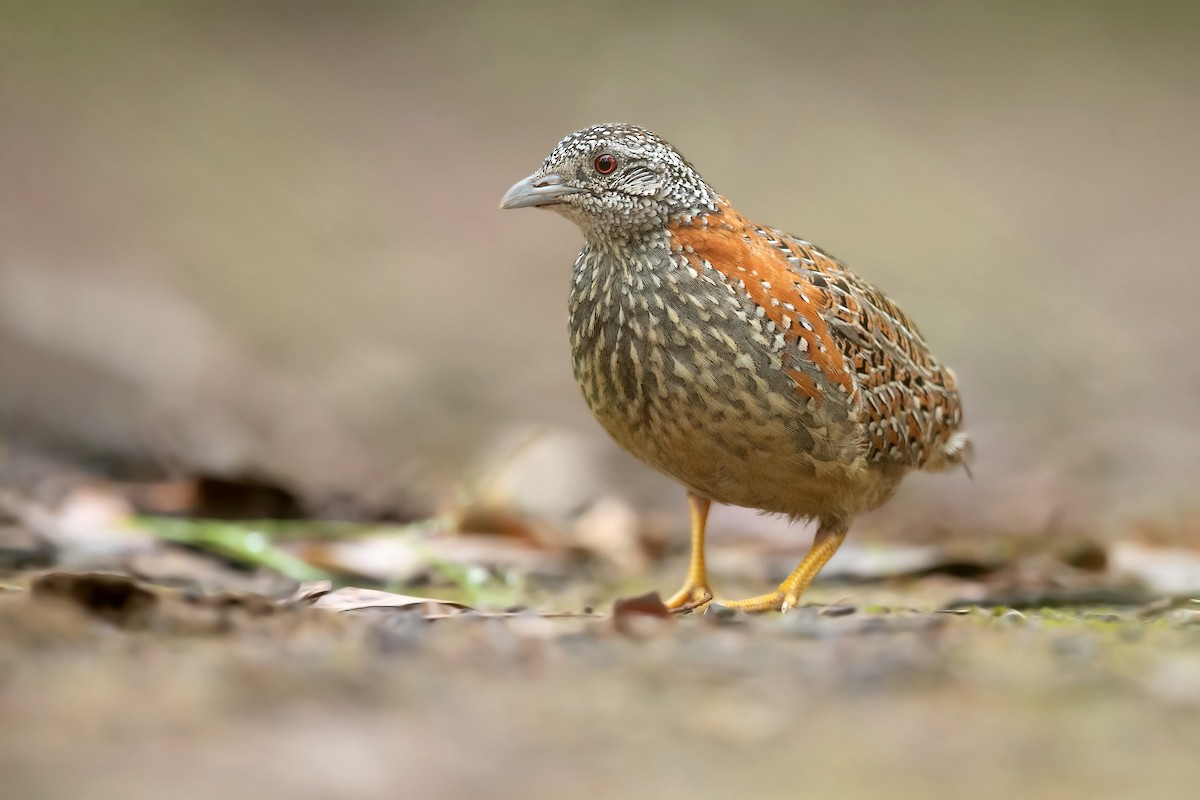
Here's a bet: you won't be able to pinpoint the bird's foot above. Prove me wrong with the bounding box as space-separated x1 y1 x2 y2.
663 583 714 613
709 590 800 614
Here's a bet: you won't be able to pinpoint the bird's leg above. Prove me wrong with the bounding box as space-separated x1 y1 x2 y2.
717 524 847 613
663 492 714 612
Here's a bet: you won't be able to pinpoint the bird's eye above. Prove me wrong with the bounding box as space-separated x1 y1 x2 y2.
594 153 617 175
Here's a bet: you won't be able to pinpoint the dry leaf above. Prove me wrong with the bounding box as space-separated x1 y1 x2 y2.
290 580 333 603
295 531 564 584
30 571 160 629
1 482 154 564
611 591 673 636
310 587 472 615
572 496 647 574
1110 542 1200 595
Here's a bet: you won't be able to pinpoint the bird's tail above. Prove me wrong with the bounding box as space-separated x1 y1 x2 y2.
925 430 974 478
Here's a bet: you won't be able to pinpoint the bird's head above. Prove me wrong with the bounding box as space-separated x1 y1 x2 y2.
500 123 718 244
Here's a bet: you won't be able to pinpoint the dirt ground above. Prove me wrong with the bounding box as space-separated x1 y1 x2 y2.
3 565 1199 800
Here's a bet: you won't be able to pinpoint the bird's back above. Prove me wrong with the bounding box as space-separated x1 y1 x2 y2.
668 200 970 475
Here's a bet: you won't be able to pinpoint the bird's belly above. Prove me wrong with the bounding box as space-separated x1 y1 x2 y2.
592 382 894 518
571 320 887 520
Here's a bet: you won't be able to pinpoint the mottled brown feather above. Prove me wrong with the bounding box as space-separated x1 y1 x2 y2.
669 199 964 471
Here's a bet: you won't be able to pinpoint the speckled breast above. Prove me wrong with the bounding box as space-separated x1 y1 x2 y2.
567 239 878 519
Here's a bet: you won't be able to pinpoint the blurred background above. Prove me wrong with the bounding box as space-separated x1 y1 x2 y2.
1 0 1198 546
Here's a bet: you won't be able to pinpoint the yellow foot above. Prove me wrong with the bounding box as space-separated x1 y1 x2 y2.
663 583 714 613
711 590 800 614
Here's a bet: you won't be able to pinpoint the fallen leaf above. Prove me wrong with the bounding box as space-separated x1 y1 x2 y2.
30 571 159 629
310 587 472 615
1110 542 1200 595
1 483 154 565
611 591 673 636
572 496 647 574
1136 596 1192 619
117 476 305 519
294 530 565 584
290 580 333 603
468 427 609 528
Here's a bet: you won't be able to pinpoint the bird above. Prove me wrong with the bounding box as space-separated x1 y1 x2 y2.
501 123 970 613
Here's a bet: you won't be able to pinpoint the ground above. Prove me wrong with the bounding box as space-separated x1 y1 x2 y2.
3 563 1199 800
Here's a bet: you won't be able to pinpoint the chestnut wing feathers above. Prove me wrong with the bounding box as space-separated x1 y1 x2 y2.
775 232 966 470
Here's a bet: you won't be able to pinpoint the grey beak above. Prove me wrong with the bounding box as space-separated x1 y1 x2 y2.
499 173 584 209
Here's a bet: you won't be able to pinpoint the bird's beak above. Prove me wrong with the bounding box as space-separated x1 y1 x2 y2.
499 173 583 209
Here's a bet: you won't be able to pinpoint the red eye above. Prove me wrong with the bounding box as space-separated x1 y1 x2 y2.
594 153 617 174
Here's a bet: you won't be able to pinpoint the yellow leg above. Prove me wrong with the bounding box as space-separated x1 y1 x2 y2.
663 492 714 612
717 524 847 613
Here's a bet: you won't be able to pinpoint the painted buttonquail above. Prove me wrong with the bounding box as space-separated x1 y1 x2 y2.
501 124 970 612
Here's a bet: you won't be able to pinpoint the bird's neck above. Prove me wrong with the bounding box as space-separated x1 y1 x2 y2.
581 227 671 261
570 231 667 311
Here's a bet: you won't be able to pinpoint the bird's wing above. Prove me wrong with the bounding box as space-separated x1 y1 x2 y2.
772 231 969 471
668 200 969 471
